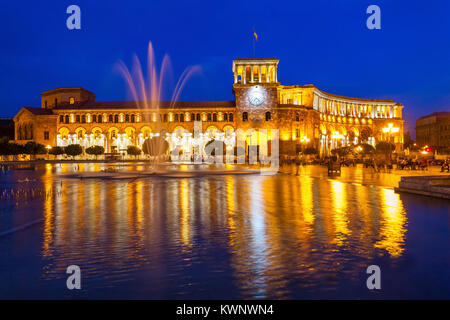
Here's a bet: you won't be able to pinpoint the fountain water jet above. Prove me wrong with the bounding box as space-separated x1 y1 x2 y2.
115 41 201 172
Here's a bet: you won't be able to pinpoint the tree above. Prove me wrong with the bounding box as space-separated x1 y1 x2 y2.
357 143 375 155
65 144 83 159
360 127 372 143
127 145 141 158
331 147 350 157
6 142 25 156
48 146 65 159
348 131 356 144
303 147 318 155
0 138 9 157
23 141 46 159
85 145 105 159
375 142 396 163
403 131 418 150
205 139 226 156
375 141 396 154
142 137 169 157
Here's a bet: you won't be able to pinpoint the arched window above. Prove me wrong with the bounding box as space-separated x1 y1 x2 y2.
180 114 184 122
196 113 201 121
213 113 217 122
65 115 69 123
59 115 64 123
76 115 80 123
98 115 102 123
131 114 135 123
242 112 248 122
223 113 228 122
207 113 212 122
229 113 234 122
125 114 130 122
265 112 271 121
163 114 168 122
81 115 86 123
191 113 195 122
92 115 97 123
93 129 101 139
174 114 179 122
109 114 113 122
114 114 119 123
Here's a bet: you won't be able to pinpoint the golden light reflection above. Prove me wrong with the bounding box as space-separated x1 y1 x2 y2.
42 177 53 257
179 179 191 248
300 177 315 226
36 164 410 294
330 180 350 245
374 188 407 257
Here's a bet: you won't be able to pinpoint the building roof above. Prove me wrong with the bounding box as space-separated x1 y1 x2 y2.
23 107 54 115
41 87 94 96
234 58 278 61
54 100 236 110
417 111 450 120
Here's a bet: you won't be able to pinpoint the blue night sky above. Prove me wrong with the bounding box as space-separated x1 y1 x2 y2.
0 0 449 137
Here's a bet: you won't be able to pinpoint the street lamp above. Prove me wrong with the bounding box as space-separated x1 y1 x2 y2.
46 145 52 160
382 123 399 164
300 136 310 144
330 131 344 149
300 136 310 156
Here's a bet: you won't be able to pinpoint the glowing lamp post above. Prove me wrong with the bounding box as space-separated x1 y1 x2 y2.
382 123 399 163
46 145 52 160
331 132 344 149
300 136 310 154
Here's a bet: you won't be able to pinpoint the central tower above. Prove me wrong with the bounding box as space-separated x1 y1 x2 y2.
232 58 280 132
232 58 279 85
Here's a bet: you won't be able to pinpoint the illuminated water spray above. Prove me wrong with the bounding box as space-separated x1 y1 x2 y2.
115 41 201 161
116 41 201 113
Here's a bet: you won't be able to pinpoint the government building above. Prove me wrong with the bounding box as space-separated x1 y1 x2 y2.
416 112 450 152
13 58 404 158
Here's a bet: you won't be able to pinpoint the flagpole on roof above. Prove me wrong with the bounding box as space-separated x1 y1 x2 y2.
252 27 257 57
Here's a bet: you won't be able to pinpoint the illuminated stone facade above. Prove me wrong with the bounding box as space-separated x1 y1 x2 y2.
13 58 404 157
416 112 450 150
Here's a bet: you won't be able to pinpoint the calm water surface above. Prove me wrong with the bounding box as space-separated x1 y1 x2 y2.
0 163 448 299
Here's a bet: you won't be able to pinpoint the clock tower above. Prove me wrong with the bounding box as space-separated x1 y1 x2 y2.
232 58 280 133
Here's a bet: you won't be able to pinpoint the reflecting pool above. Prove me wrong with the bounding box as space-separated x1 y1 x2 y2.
0 164 448 299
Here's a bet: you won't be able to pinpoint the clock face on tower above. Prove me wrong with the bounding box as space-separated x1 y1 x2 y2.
248 86 265 106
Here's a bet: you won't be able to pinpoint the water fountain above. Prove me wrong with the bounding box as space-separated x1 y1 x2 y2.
115 41 201 172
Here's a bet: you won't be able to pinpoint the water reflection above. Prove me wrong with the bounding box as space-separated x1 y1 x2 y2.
0 163 433 299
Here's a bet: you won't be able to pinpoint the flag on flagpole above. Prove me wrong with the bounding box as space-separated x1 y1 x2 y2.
253 31 258 41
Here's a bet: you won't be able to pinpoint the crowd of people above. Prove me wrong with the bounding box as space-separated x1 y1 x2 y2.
281 153 450 175
397 158 430 171
441 158 450 173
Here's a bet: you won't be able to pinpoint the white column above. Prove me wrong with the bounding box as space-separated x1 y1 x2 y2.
258 66 261 83
275 64 278 82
